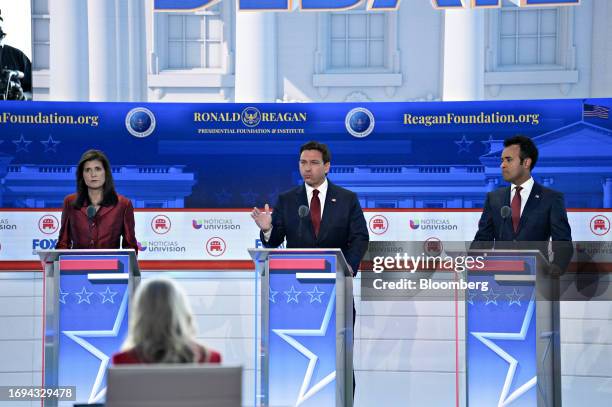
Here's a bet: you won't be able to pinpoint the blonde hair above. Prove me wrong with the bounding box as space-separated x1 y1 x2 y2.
122 277 199 363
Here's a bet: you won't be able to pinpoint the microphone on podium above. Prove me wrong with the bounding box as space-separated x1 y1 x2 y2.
499 205 512 242
87 205 96 222
298 205 309 243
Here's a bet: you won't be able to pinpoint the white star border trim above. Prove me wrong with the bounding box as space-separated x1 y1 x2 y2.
62 290 128 404
470 294 537 407
272 286 337 406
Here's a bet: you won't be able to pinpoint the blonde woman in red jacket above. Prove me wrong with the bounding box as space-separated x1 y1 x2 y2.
113 278 221 364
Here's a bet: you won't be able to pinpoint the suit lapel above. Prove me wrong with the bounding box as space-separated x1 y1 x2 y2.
97 205 114 219
295 185 315 238
317 182 337 242
517 182 542 235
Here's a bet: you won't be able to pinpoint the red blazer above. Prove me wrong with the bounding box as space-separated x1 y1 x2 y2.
112 346 222 365
56 193 138 252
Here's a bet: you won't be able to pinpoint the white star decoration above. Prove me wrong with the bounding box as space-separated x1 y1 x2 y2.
506 288 524 307
306 286 325 303
284 285 301 304
63 291 128 404
98 286 118 304
75 286 94 304
269 287 279 303
483 288 500 306
273 287 337 406
471 295 537 407
58 287 70 304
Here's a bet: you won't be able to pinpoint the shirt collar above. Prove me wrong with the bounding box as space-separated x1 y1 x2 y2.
305 178 328 196
513 177 534 192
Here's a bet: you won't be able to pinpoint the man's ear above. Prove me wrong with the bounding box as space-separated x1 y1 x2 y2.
522 158 532 169
324 162 330 174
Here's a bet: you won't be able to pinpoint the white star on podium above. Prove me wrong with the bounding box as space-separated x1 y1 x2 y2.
471 296 537 406
58 287 70 304
75 286 94 304
284 285 301 304
63 292 128 404
306 286 325 303
483 288 500 306
98 286 118 304
506 288 524 307
273 287 337 406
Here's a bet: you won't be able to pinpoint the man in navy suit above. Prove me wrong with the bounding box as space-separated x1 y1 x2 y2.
251 140 369 275
473 135 573 271
251 141 368 395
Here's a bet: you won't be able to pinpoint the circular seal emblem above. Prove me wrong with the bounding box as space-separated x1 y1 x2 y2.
590 215 610 236
241 107 262 128
345 107 375 138
206 237 227 257
368 215 389 235
424 237 443 257
125 107 156 138
151 215 171 235
38 215 59 235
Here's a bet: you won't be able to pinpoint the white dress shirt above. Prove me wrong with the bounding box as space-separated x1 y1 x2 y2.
510 177 534 217
304 178 328 219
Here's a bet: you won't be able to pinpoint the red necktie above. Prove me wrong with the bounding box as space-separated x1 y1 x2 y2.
310 189 321 237
511 186 522 233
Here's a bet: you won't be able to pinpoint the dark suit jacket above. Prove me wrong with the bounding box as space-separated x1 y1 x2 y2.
261 181 369 275
56 193 138 253
0 44 32 93
473 182 572 269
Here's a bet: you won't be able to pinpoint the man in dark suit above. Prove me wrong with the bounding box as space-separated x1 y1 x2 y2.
251 140 369 275
473 135 573 271
0 10 32 99
251 141 368 395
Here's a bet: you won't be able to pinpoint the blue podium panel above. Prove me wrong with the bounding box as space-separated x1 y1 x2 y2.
267 254 338 407
55 255 131 406
467 256 539 407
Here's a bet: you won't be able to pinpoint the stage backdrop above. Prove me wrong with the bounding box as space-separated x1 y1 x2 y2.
0 99 611 262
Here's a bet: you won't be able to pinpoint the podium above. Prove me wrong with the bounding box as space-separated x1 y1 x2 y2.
466 249 561 407
37 249 140 407
249 248 353 407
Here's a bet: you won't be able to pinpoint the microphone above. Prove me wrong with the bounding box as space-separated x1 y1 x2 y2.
87 205 96 248
499 205 512 242
298 205 309 244
298 205 310 219
87 205 96 221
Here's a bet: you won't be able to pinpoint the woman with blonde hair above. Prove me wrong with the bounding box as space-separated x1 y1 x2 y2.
112 278 221 364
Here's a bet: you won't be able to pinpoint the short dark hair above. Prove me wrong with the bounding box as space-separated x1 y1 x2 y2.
299 141 331 163
74 149 118 208
503 135 538 170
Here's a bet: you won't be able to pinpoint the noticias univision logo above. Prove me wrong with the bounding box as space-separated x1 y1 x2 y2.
410 218 457 231
192 218 241 230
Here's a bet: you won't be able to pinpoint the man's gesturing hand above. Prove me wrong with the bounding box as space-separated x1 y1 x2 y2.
251 204 272 232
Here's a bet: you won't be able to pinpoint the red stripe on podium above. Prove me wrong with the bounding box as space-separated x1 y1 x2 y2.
478 260 525 272
59 259 119 271
269 259 327 270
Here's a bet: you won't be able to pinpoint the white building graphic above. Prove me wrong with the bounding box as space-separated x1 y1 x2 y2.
24 0 612 103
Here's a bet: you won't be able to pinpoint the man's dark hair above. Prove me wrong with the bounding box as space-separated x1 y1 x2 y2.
73 149 118 208
300 141 331 163
503 135 538 170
